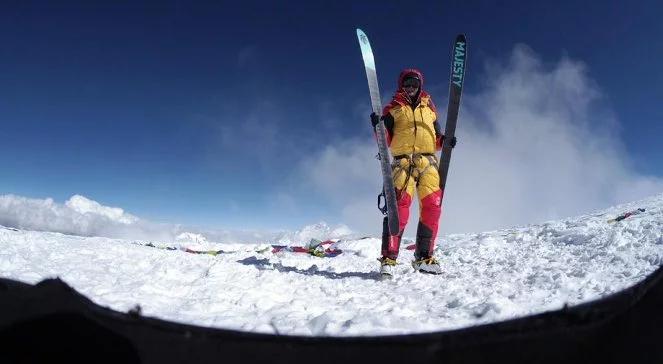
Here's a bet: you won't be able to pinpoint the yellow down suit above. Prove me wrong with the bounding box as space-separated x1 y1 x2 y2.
379 68 444 260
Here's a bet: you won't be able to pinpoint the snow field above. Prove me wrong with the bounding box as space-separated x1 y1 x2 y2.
1 194 661 336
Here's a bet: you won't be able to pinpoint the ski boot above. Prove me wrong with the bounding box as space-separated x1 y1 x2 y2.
378 257 398 279
412 256 442 275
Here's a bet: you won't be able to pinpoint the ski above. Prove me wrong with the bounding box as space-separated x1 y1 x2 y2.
438 34 468 197
356 28 400 236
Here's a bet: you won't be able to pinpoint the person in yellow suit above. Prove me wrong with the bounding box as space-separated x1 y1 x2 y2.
370 69 456 276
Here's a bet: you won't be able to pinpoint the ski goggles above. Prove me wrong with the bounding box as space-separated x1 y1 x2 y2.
402 78 420 88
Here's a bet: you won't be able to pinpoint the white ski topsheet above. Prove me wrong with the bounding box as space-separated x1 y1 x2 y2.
357 29 376 72
356 28 399 235
357 28 382 114
1 193 662 336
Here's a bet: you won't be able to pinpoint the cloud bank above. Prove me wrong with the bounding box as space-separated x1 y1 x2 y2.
0 194 353 245
0 194 177 242
300 45 663 236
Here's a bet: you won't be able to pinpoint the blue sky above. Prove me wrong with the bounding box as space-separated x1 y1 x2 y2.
1 1 662 234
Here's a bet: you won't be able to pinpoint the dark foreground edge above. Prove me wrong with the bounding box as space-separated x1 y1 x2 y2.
2 265 662 364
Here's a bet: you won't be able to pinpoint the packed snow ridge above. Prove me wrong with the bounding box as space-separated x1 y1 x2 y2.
1 193 662 336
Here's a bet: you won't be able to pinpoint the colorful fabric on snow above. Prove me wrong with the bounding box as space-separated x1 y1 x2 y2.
608 208 645 223
136 239 343 258
271 239 342 257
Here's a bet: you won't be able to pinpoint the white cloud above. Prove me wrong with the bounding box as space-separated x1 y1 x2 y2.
296 140 385 234
0 194 353 246
205 99 306 175
65 195 138 224
0 194 176 242
298 45 663 237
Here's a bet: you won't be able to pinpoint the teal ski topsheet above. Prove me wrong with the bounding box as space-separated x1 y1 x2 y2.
439 34 467 193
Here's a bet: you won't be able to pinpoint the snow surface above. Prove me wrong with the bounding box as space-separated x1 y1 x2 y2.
1 194 662 336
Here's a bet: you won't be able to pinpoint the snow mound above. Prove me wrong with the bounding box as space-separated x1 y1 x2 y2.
276 222 353 245
335 238 381 258
175 232 208 243
175 232 216 250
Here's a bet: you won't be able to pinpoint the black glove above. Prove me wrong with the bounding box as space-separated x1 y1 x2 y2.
370 112 380 129
442 135 457 148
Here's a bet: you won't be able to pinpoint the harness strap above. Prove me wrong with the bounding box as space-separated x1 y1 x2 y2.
391 153 439 192
416 155 438 184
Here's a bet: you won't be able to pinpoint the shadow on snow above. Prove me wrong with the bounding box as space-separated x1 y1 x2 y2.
237 256 378 281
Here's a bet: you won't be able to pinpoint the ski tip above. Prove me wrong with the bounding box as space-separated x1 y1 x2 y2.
356 28 371 47
455 33 467 42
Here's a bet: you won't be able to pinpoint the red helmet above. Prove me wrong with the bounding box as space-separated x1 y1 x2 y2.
398 68 424 89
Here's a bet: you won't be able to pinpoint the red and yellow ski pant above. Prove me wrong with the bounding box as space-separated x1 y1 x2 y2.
382 153 442 260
